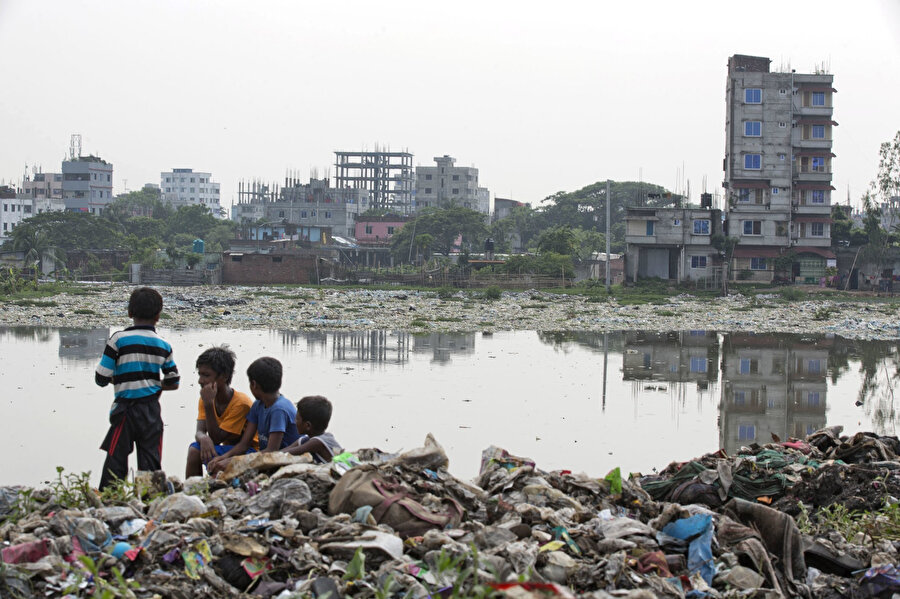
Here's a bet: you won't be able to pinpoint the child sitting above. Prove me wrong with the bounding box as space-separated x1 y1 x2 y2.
284 395 342 463
207 357 300 476
185 346 257 478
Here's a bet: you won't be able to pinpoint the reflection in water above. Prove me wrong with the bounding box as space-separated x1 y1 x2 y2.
0 326 54 343
58 328 110 362
412 333 476 364
333 331 410 364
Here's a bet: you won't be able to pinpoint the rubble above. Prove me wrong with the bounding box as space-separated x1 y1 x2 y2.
2 283 900 339
2 428 900 597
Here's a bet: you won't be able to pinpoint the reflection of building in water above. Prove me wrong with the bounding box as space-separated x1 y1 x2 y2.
0 326 54 343
58 328 110 362
537 331 625 354
332 331 410 365
719 333 829 453
622 331 719 389
411 333 476 363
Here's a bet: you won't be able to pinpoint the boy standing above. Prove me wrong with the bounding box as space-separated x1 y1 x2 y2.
95 287 180 490
207 357 300 476
285 395 342 463
185 346 257 478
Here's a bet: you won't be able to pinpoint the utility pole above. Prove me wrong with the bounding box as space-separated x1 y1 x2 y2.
606 179 611 292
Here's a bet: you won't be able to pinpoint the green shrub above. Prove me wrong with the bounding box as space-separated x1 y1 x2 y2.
780 287 807 301
484 286 502 300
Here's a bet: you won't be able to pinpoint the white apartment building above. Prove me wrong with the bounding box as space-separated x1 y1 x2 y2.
160 168 223 216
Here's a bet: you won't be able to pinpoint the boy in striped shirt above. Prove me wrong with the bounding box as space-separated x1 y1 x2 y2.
95 287 180 490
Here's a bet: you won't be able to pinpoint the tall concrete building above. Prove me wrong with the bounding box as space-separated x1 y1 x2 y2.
415 155 490 214
160 168 223 216
62 155 114 214
21 169 66 215
335 149 414 214
723 54 836 283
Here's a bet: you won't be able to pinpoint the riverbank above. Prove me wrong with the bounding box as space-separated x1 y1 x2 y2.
2 283 899 340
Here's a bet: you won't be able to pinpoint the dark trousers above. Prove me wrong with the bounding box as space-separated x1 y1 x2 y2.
99 398 164 490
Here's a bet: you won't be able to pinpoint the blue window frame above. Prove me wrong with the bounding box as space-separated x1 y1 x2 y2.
744 154 761 169
750 257 767 270
812 157 825 171
745 88 762 103
691 255 707 269
734 391 746 405
812 92 825 106
739 358 757 374
300 210 307 218
808 391 820 407
646 221 654 235
744 121 761 136
811 190 825 203
690 357 707 373
693 219 710 235
812 125 825 139
808 359 822 374
743 220 761 235
739 424 756 440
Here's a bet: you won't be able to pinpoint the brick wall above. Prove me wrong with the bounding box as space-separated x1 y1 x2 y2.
222 253 318 284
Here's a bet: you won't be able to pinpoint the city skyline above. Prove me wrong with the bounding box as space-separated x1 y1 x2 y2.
1 1 898 211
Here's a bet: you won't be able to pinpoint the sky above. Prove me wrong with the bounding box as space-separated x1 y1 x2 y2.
1 0 898 212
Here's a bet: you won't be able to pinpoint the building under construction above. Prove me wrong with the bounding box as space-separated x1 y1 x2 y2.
334 148 414 213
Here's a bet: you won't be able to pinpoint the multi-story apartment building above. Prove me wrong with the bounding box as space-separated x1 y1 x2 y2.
160 168 223 216
0 186 29 240
724 54 836 283
21 170 65 215
233 177 369 239
62 155 114 215
415 155 490 214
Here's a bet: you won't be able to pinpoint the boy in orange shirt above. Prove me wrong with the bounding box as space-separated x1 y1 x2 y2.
185 346 257 477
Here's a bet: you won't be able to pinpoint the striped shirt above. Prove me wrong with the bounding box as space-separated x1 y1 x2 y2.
95 325 179 401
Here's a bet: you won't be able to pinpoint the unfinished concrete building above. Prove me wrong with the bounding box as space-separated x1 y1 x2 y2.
334 149 414 213
724 54 836 283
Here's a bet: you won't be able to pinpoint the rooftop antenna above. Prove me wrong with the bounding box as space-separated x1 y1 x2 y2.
69 134 82 160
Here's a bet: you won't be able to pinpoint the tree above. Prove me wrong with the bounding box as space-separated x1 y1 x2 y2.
390 206 488 258
536 226 577 255
874 131 900 204
11 227 62 282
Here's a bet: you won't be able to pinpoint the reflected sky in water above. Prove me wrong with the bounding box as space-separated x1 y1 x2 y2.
0 326 897 487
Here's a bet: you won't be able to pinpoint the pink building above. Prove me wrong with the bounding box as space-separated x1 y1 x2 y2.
354 217 408 244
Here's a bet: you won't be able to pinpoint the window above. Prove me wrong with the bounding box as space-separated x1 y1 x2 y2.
779 122 787 128
772 188 779 195
811 190 825 204
365 225 373 234
690 357 707 373
739 424 756 441
272 256 282 263
425 174 432 180
278 210 285 217
734 390 746 405
452 188 459 194
693 219 710 235
231 255 242 262
190 187 195 193
739 358 759 374
744 154 761 169
425 187 432 194
812 125 825 139
311 210 316 217
745 88 762 103
190 177 195 183
779 88 787 95
452 175 459 181
646 221 655 235
325 211 332 219
300 210 307 218
738 188 751 202
750 257 767 270
779 154 786 161
812 157 825 171
808 359 822 374
387 226 395 235
810 222 825 237
743 220 762 235
744 121 761 136
812 92 825 106
808 391 820 407
691 255 707 269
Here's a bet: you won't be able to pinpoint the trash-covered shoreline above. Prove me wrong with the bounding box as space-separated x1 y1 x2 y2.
3 428 900 598
2 283 900 340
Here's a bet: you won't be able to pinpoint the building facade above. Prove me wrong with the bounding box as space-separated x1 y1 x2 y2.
624 206 723 283
62 155 114 214
160 168 223 216
724 54 836 282
415 155 490 214
335 149 414 214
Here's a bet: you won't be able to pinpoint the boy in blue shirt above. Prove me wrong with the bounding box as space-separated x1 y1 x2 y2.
207 357 299 476
95 287 180 490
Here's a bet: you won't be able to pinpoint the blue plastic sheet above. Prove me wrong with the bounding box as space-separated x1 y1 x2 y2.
661 514 716 585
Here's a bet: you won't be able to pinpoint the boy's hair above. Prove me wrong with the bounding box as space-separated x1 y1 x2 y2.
297 395 332 431
246 357 282 393
128 287 163 320
196 346 236 384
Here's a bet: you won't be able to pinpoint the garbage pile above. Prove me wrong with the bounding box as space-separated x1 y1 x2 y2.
2 428 900 598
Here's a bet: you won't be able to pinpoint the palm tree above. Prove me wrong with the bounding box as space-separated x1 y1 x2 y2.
11 227 62 283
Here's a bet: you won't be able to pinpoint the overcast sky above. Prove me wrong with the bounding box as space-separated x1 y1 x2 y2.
1 0 898 211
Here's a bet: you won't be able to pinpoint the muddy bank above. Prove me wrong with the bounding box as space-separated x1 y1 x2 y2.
2 428 900 597
2 284 900 340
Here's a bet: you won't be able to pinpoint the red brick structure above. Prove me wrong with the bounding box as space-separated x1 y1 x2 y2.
222 252 319 284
